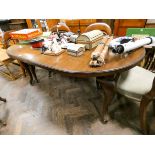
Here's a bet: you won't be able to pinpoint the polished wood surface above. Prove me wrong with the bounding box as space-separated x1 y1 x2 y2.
7 45 145 77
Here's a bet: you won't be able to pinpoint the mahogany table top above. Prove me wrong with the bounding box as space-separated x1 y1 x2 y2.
7 45 145 77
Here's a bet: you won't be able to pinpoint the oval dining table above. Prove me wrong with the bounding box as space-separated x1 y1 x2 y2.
7 44 145 123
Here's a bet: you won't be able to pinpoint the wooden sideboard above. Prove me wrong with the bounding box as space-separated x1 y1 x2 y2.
63 19 113 33
26 19 60 31
25 19 113 33
63 19 96 33
25 19 149 36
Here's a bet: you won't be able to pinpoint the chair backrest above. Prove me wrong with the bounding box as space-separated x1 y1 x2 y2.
2 30 17 49
126 28 155 37
85 22 112 35
50 23 71 33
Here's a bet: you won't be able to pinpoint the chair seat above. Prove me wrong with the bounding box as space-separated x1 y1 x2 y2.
117 66 155 101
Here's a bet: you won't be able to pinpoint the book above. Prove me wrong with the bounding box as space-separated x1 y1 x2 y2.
10 29 42 40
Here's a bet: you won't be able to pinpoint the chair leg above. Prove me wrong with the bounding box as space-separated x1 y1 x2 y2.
139 95 151 134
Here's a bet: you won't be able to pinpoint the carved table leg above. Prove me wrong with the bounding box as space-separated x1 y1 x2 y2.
96 77 116 123
22 63 34 85
139 95 151 134
0 97 6 102
30 65 39 83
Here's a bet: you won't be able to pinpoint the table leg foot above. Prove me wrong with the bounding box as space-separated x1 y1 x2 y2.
101 114 110 124
30 79 35 86
0 97 6 102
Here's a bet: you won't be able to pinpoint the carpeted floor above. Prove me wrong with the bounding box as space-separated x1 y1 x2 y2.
0 66 155 135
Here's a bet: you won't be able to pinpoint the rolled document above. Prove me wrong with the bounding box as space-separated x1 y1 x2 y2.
91 37 109 60
98 36 113 63
109 36 133 49
90 36 113 67
113 37 155 54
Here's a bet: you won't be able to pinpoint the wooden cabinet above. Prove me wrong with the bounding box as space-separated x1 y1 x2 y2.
114 19 147 36
25 19 113 33
0 20 10 31
9 19 27 30
26 19 60 31
145 19 155 28
64 19 113 33
64 19 97 33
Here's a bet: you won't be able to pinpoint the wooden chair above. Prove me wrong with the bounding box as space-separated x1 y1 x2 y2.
116 65 155 134
50 23 71 33
2 30 17 49
97 28 155 134
85 22 112 35
0 30 26 80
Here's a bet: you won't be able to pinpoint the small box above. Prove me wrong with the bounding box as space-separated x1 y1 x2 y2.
10 29 42 40
67 44 85 56
76 30 103 49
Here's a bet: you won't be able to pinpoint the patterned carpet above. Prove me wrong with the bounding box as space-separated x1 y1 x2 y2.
0 66 155 135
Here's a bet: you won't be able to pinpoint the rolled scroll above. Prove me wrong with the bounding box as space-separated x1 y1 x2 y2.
112 37 155 54
89 36 113 67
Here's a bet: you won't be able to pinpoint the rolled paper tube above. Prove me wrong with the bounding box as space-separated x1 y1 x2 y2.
99 36 114 64
91 36 109 60
115 37 155 54
89 36 113 67
109 36 133 48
